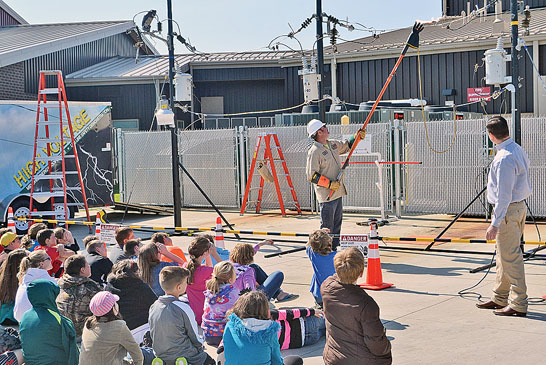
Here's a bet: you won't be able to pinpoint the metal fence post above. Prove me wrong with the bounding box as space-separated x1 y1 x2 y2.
238 126 247 208
393 119 402 218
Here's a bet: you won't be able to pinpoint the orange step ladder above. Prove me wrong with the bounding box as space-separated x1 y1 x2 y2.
240 132 301 216
29 70 91 226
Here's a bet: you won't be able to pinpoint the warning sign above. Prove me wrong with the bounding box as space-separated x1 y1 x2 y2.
467 87 491 102
339 234 369 258
99 224 120 246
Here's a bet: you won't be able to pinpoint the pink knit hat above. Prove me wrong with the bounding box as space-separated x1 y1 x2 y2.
89 291 119 316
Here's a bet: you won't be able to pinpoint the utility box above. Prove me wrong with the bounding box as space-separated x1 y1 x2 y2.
302 73 320 102
174 72 192 102
484 38 511 86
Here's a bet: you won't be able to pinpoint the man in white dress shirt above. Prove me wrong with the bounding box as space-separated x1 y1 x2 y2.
476 116 532 317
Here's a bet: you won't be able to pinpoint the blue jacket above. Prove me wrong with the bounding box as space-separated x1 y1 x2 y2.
223 313 282 365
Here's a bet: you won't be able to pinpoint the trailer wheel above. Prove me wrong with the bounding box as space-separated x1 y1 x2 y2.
9 199 31 235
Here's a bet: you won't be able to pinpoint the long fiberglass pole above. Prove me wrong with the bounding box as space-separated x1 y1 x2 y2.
326 22 424 201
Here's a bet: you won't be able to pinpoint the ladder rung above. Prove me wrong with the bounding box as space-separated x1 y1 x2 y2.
279 188 294 191
41 70 62 76
35 155 75 162
31 192 65 198
246 201 259 204
277 173 288 176
52 187 81 191
38 121 61 126
30 211 64 216
33 172 79 180
40 88 61 95
248 187 262 190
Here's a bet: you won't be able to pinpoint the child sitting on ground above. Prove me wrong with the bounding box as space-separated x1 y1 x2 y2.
138 242 186 297
124 239 142 261
307 229 337 309
269 307 326 350
34 228 73 277
53 227 79 254
56 255 101 338
0 249 27 325
230 242 297 302
321 247 392 364
151 232 187 263
148 266 215 365
13 250 56 322
184 236 222 325
223 291 303 365
79 291 149 365
201 261 238 347
20 223 47 251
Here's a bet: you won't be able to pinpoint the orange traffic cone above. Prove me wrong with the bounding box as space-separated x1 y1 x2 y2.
7 207 16 233
360 220 393 290
215 217 225 249
95 213 102 240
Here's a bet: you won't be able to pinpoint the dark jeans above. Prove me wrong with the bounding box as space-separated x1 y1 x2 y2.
140 347 155 365
319 197 343 250
250 263 283 299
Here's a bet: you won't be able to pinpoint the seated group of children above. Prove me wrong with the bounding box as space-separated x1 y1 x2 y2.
0 222 391 365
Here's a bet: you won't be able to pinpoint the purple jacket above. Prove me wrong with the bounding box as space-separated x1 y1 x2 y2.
232 263 256 295
201 284 239 338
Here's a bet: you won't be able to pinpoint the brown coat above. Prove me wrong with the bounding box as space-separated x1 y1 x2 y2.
321 275 392 365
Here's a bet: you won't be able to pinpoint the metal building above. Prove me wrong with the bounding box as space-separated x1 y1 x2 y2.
0 2 156 101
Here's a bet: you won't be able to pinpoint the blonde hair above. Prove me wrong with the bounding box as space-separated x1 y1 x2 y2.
334 247 365 284
206 261 235 294
186 236 211 284
18 250 50 283
307 229 333 255
137 243 160 285
229 243 254 266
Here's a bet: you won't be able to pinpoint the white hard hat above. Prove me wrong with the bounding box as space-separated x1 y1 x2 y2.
307 119 325 138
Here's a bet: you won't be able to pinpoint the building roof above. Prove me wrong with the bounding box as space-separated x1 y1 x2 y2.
0 20 158 68
65 51 297 85
0 1 28 25
280 8 546 64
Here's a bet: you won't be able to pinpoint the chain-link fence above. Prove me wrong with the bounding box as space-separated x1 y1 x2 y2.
118 117 546 217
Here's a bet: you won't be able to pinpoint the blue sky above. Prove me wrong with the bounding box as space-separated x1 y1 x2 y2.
11 1 442 54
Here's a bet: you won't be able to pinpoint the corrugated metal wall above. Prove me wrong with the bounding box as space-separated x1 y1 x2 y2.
336 47 536 113
445 0 546 16
193 67 286 119
0 8 20 26
67 84 157 130
24 33 137 93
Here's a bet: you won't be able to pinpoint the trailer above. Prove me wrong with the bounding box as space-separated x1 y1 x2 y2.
0 101 113 233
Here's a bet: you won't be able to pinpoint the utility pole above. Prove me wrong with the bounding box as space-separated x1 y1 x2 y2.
316 0 326 122
511 0 521 144
167 0 182 227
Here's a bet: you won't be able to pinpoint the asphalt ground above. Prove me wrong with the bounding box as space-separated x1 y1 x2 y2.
67 208 546 364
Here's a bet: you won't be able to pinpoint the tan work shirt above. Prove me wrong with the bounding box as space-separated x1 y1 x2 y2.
306 139 350 203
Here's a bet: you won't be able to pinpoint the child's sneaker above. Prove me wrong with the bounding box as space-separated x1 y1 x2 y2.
151 359 164 365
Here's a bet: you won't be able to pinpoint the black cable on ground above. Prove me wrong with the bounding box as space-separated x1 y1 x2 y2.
458 251 496 302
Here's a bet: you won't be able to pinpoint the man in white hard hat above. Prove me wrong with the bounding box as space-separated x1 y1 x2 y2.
306 119 365 250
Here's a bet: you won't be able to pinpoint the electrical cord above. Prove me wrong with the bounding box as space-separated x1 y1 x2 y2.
458 250 495 301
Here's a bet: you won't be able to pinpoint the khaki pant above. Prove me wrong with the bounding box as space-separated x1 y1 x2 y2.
492 201 528 312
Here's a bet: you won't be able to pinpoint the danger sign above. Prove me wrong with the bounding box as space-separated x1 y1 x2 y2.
467 87 491 102
339 234 369 258
99 224 120 246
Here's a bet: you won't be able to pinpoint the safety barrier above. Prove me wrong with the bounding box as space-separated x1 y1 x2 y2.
15 217 546 245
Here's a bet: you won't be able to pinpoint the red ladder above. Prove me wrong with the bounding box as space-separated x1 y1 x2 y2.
240 132 301 216
29 70 91 226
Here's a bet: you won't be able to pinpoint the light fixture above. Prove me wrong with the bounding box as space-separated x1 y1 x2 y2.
142 10 157 32
155 107 175 127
